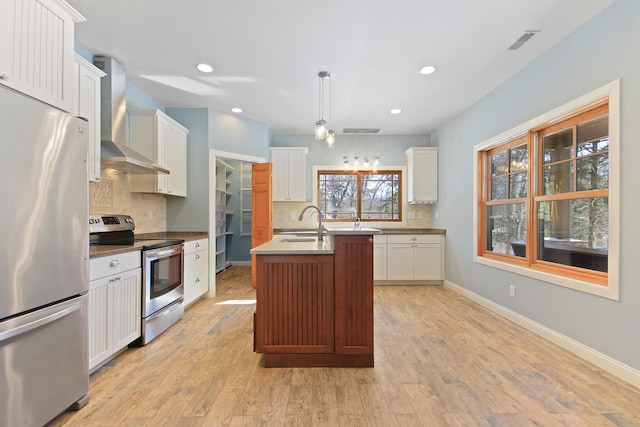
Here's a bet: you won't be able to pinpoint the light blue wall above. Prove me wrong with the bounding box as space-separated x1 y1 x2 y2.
126 82 165 111
210 111 269 158
164 108 271 231
165 108 210 231
270 134 430 200
430 0 640 370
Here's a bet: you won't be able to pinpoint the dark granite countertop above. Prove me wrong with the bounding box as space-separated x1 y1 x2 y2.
90 231 208 259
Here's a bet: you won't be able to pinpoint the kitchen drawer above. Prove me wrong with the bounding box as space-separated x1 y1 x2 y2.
184 270 209 306
386 234 440 244
90 251 141 281
185 250 208 275
184 238 208 254
373 235 387 244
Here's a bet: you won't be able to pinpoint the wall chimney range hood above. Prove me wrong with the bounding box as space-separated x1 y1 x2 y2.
93 56 169 174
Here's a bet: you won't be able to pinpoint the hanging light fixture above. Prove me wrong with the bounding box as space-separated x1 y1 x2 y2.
326 129 336 147
314 71 333 143
341 128 381 171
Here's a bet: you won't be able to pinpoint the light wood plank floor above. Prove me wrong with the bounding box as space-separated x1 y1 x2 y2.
51 266 640 426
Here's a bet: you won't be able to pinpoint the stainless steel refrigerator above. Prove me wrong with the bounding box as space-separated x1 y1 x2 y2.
0 86 90 426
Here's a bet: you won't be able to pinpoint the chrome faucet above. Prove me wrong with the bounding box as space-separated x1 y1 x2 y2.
298 205 326 240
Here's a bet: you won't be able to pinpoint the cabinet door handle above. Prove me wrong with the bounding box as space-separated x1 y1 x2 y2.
411 236 417 241
368 238 373 243
110 259 120 267
0 74 8 81
195 254 200 259
195 243 200 248
195 277 200 283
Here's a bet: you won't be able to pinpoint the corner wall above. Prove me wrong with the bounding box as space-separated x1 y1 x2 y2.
430 0 640 372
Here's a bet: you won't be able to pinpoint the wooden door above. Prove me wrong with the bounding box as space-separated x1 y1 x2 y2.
251 163 272 287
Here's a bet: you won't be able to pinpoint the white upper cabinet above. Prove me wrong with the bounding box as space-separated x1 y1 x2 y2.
129 109 189 197
73 54 105 182
406 147 438 204
270 147 308 201
0 0 85 112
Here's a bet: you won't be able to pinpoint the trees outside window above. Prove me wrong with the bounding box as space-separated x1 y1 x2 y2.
478 100 609 285
318 171 402 222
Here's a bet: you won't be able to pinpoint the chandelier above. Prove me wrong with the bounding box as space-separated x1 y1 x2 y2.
314 71 335 146
341 128 380 172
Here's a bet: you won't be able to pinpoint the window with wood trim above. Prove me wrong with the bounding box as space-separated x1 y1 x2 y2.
318 171 402 221
478 100 609 285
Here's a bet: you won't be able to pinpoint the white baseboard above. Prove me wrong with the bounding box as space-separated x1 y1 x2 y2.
229 261 251 267
443 280 640 390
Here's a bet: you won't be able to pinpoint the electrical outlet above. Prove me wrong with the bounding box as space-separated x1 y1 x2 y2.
509 285 516 298
148 209 153 220
435 211 439 220
417 211 424 219
290 212 296 220
408 212 416 220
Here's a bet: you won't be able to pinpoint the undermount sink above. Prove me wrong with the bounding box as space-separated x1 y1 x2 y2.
278 237 317 243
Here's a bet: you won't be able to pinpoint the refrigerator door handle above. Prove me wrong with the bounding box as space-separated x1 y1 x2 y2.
0 304 81 343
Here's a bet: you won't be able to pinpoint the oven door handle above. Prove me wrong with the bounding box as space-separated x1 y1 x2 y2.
144 244 183 260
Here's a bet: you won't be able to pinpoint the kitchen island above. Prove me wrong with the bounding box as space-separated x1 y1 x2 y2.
251 229 379 367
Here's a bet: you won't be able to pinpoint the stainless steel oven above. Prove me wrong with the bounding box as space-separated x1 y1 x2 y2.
140 241 185 345
89 214 185 346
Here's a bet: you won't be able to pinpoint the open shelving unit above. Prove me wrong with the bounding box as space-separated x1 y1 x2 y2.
240 162 252 237
215 159 235 273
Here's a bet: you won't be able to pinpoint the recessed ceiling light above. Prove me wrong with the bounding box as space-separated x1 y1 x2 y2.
196 63 213 73
231 107 243 113
419 65 436 75
390 108 402 114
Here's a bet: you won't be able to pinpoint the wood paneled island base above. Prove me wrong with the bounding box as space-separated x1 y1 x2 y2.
252 234 375 368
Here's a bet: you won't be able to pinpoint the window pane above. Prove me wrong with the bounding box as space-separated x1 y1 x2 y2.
537 198 608 272
543 127 574 164
576 153 609 191
361 173 400 220
490 176 508 200
509 172 527 198
577 115 608 156
491 151 508 176
510 144 528 172
542 162 574 195
486 203 527 257
319 174 357 219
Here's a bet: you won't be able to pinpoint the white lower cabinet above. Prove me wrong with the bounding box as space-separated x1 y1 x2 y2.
377 234 444 283
89 251 141 371
373 235 388 281
184 238 209 307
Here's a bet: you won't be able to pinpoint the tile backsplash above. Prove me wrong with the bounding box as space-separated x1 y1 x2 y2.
90 169 167 233
272 201 432 229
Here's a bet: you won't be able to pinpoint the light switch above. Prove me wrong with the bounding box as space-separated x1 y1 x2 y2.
408 212 416 220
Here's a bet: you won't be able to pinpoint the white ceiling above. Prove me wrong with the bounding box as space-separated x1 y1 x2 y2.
68 0 614 136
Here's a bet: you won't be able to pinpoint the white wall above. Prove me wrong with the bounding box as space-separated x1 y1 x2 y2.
431 0 640 371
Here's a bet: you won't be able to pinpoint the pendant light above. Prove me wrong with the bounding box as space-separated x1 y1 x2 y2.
314 71 333 144
341 129 381 171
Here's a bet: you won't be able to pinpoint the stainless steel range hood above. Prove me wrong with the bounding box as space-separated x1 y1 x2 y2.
93 56 169 174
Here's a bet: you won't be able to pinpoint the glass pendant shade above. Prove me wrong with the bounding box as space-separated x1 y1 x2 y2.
326 129 336 146
315 120 328 140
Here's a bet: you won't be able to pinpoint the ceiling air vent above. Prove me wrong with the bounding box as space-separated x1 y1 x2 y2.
342 128 380 134
508 30 540 50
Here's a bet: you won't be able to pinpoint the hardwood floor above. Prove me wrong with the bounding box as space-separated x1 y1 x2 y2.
51 266 640 426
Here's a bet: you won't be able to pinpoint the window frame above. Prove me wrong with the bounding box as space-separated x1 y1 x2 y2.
473 80 619 300
313 165 408 227
317 169 403 222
